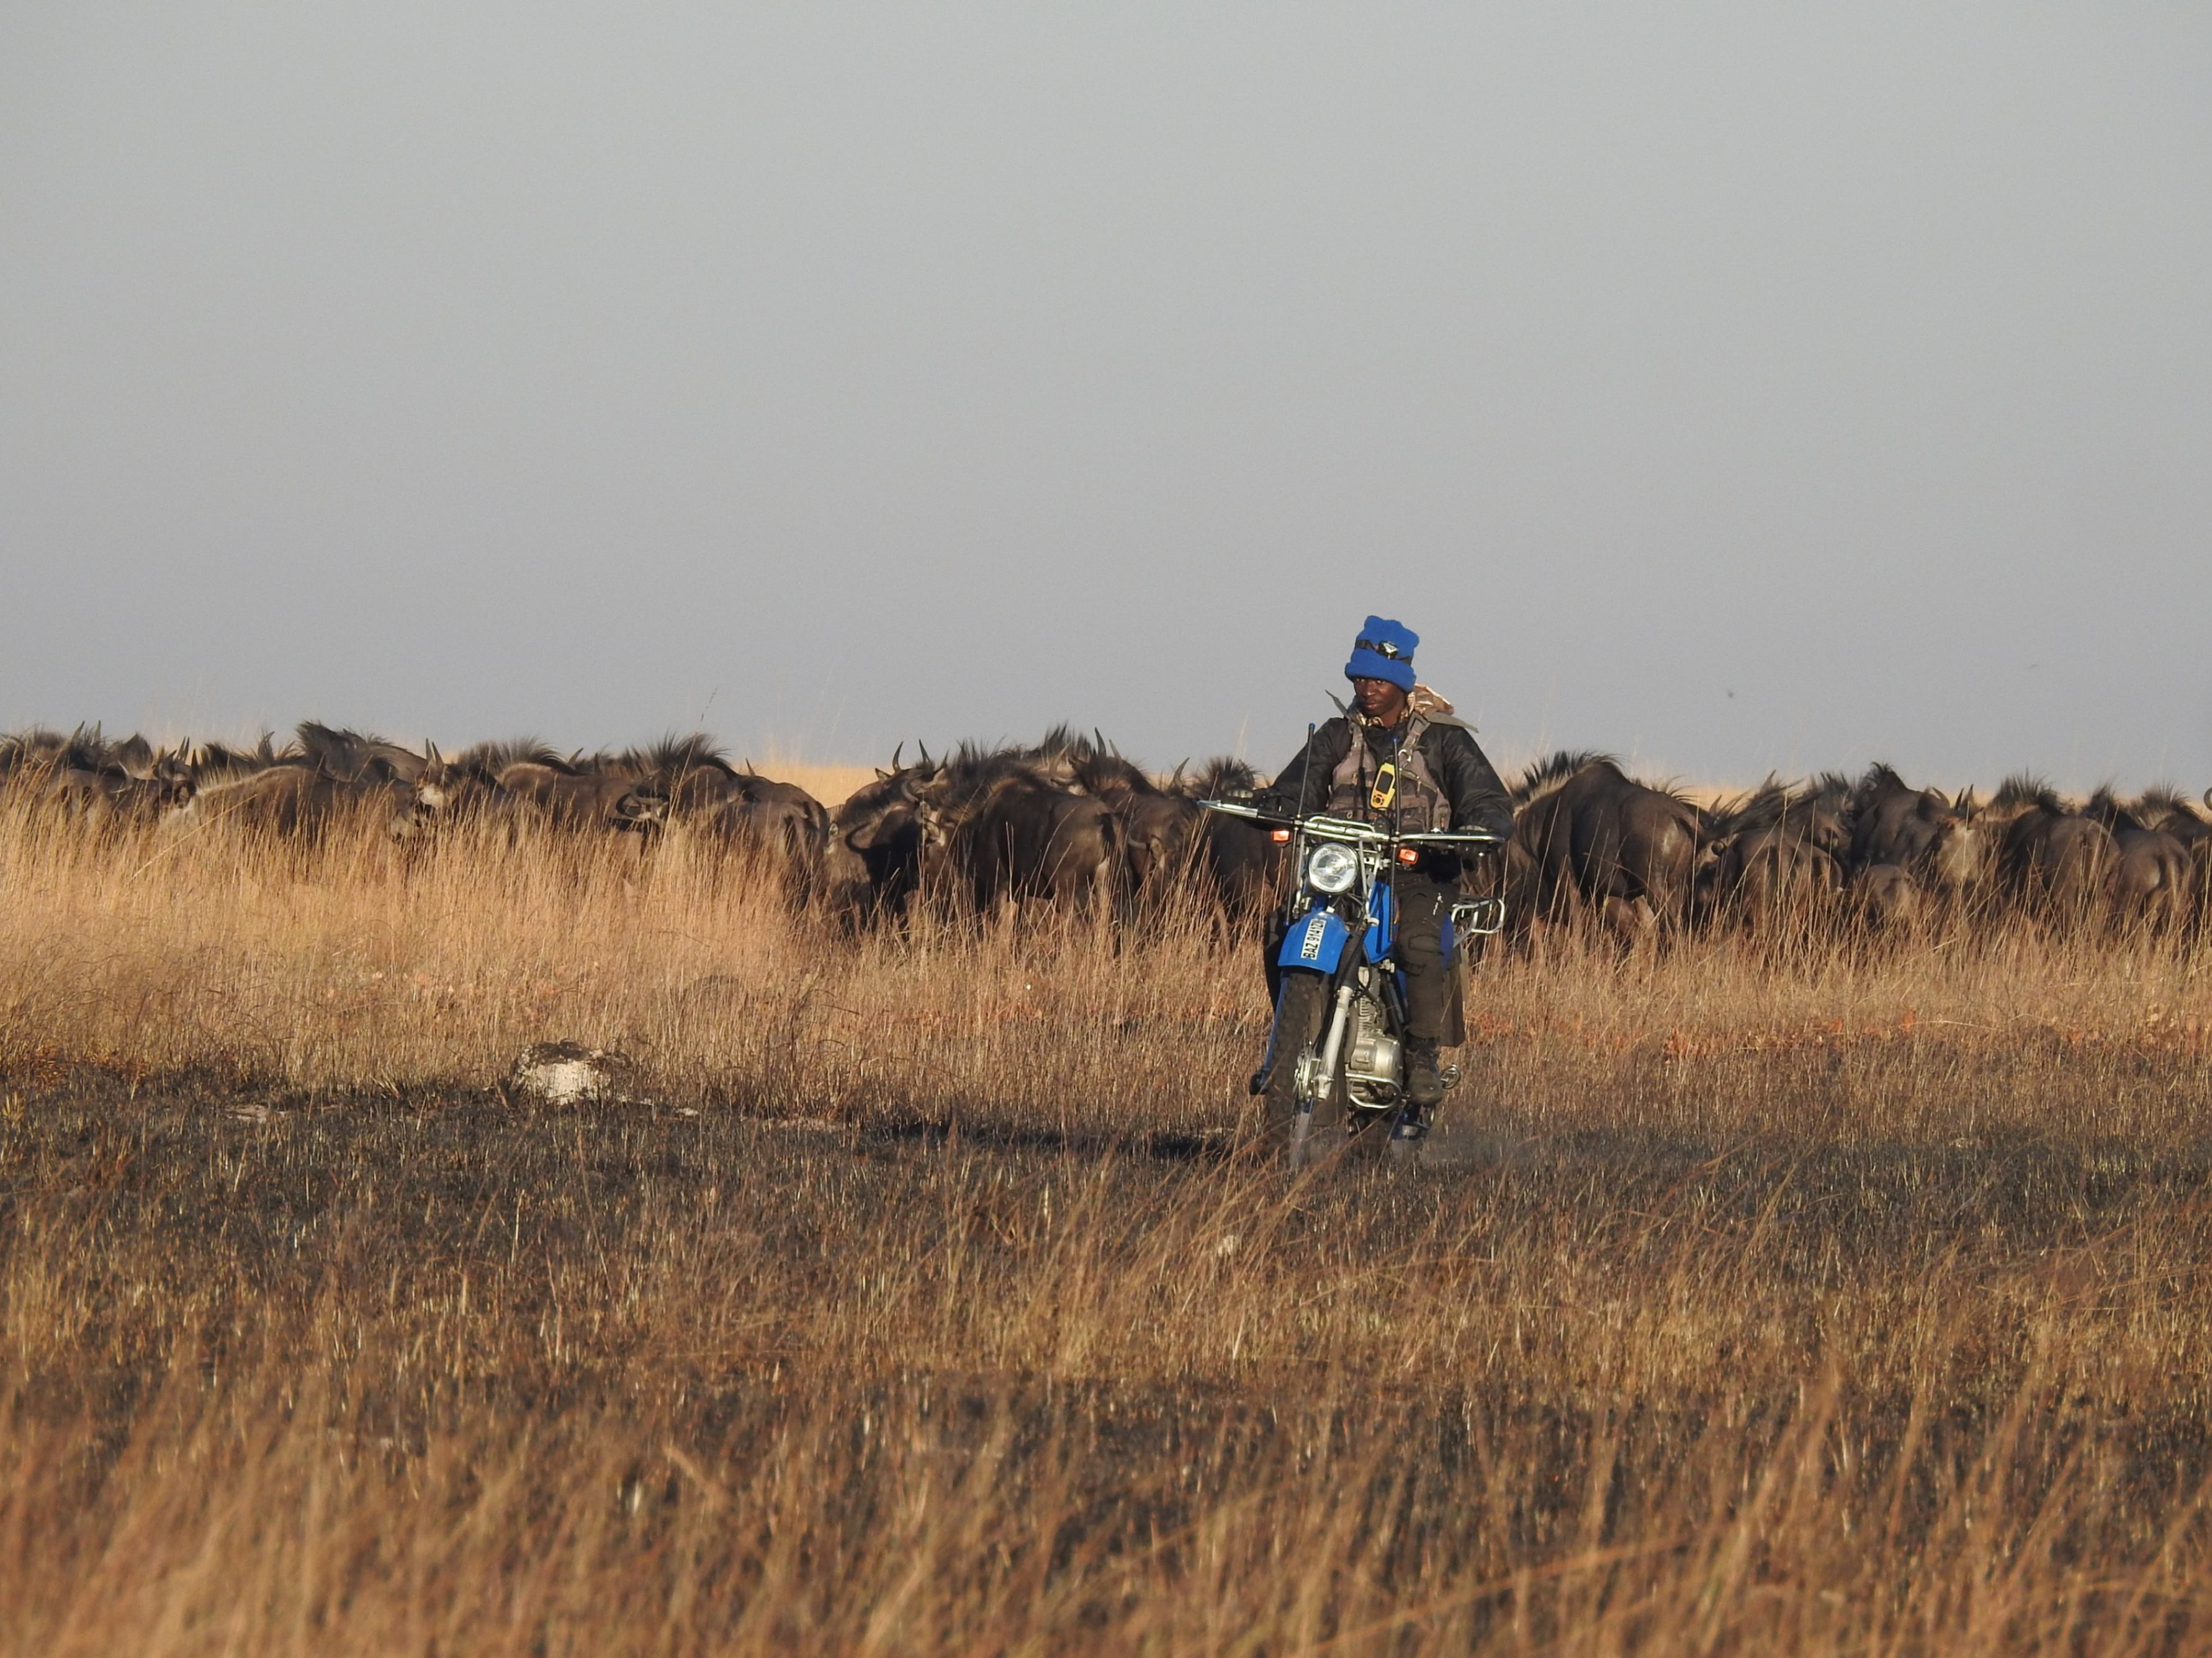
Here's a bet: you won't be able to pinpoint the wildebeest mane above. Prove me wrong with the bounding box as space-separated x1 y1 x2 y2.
1026 724 1085 764
2084 787 2146 833
295 721 421 779
0 726 106 777
1186 756 1262 799
1708 777 1794 840
450 738 573 779
931 743 1053 805
1992 773 2064 813
1069 745 1155 798
2133 786 2203 825
611 732 737 780
191 733 293 781
1514 750 1620 805
1020 726 1155 795
1850 762 1910 812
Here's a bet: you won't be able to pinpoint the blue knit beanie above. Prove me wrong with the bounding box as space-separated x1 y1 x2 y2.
1344 616 1418 692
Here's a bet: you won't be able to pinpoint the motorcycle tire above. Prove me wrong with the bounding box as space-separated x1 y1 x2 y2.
1260 974 1347 1167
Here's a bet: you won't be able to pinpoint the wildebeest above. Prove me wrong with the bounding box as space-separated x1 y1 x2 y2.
1512 753 1704 938
0 726 194 827
828 750 937 924
449 741 666 835
1177 756 1286 925
688 774 833 899
1026 727 1202 902
590 735 832 895
1987 776 2115 930
1846 764 1988 898
2134 788 2212 851
22 711 2212 954
1696 778 1844 932
165 740 434 842
1848 862 1925 930
914 745 1120 918
2085 788 2195 934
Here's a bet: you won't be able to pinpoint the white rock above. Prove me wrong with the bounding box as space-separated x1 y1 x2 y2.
509 1041 636 1106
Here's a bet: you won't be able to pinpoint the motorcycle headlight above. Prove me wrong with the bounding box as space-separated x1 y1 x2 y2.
1305 842 1360 895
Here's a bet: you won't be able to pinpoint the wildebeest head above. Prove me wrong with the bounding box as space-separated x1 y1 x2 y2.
611 785 669 832
825 751 940 918
838 750 936 854
909 745 1015 854
1846 763 1975 881
1924 807 1990 894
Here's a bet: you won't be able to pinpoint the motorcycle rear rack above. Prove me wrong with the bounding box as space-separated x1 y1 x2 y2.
1452 897 1508 938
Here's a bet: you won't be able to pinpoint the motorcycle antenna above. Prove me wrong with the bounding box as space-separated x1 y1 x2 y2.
1279 720 1319 925
1292 722 1317 826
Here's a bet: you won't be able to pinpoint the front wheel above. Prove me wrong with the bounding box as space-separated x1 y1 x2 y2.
1259 974 1344 1165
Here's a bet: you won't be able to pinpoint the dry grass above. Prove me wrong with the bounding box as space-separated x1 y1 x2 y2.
4 804 2212 1654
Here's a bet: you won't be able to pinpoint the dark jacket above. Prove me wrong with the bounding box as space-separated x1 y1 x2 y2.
1267 715 1516 841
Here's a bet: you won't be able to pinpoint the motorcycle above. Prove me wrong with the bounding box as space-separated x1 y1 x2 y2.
1200 795 1504 1166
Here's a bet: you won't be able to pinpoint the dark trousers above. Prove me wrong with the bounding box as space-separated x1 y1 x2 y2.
1393 873 1454 1041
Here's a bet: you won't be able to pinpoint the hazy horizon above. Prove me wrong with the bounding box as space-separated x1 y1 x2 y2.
3 4 2207 791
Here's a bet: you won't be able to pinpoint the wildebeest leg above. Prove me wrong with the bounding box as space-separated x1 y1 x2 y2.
1573 810 1626 930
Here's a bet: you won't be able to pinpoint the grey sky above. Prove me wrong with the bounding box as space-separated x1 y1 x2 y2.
2 3 2206 788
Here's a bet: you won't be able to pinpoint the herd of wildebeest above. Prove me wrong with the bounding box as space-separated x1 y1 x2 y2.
6 720 2212 943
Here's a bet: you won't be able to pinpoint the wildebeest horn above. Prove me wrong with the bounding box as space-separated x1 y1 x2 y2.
2203 787 2211 811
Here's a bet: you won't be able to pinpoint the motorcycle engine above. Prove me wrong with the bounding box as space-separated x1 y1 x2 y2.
1342 990 1401 1104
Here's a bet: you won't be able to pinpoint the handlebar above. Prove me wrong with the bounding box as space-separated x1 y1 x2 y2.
1197 800 1503 848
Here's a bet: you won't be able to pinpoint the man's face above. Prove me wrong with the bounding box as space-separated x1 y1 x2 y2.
1351 676 1409 722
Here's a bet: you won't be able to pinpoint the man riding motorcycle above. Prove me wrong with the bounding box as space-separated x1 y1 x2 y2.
1262 617 1516 1112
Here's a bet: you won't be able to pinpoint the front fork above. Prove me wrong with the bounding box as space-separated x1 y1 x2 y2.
1289 977 1359 1165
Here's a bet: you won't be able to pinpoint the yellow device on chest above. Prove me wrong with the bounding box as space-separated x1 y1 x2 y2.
1369 761 1398 812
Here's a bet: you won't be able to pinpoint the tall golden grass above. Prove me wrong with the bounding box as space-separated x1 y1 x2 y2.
4 802 2211 1653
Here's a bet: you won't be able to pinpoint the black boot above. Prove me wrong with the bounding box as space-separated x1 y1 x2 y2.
1405 1038 1444 1109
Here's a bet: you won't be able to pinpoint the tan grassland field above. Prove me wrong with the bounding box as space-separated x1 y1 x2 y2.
4 779 2212 1656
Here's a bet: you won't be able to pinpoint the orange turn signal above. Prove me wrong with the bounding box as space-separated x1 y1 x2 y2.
1269 828 1292 843
1396 846 1421 866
